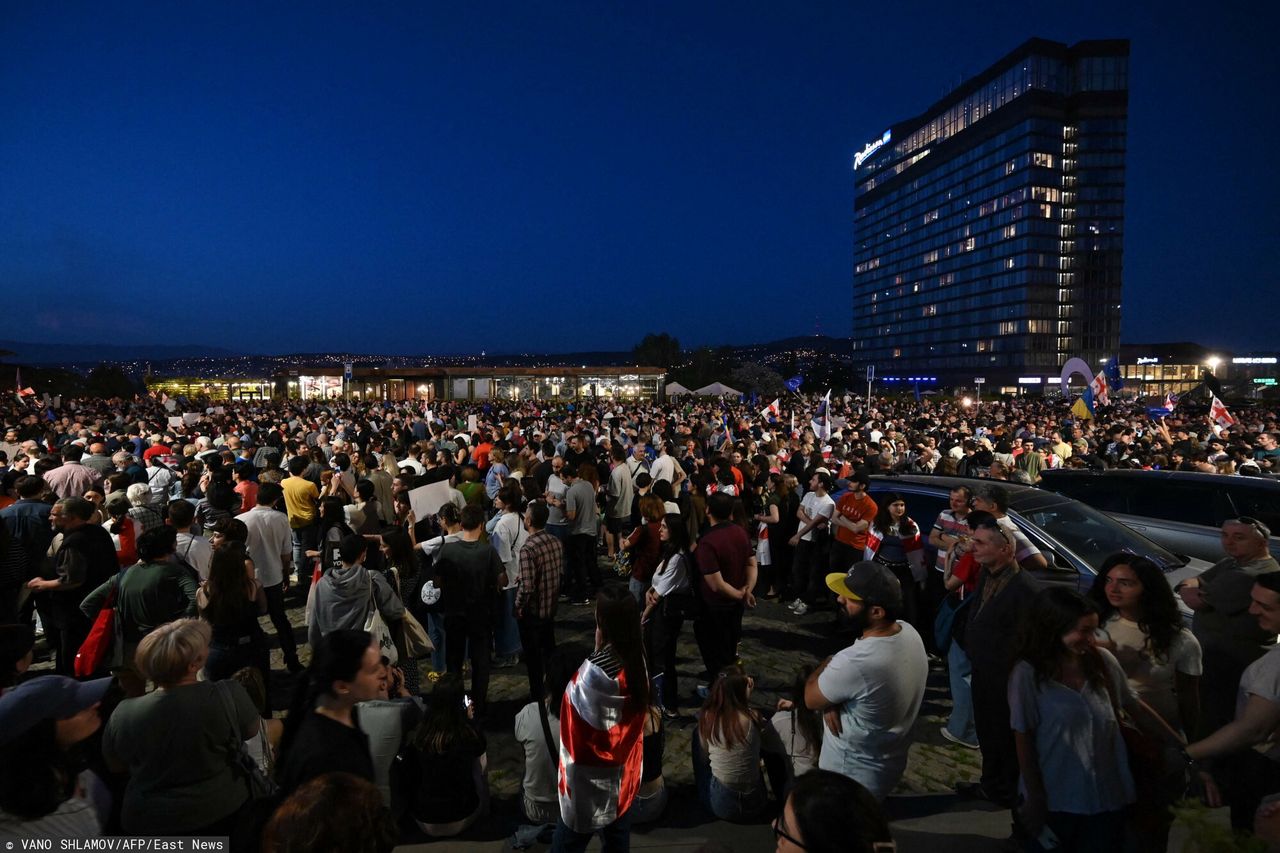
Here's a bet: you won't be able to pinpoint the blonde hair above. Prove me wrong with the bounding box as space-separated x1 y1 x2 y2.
489 448 505 465
135 618 212 686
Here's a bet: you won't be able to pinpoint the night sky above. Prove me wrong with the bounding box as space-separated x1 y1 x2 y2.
2 2 1276 355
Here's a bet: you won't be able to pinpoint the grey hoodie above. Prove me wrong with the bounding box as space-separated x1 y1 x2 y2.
308 563 404 649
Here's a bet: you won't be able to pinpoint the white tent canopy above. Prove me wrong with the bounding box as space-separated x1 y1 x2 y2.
665 381 693 397
693 382 741 397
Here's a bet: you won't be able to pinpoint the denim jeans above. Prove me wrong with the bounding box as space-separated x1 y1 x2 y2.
627 577 647 605
550 808 632 853
690 726 767 822
426 612 447 673
494 587 523 657
291 523 318 586
945 640 977 745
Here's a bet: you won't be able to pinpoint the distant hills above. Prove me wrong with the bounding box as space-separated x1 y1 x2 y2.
0 340 244 365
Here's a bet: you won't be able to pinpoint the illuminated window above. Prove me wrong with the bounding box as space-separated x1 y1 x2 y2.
963 237 976 252
923 250 939 263
922 304 937 317
923 209 939 224
1005 160 1017 175
1002 224 1017 239
893 348 902 358
1005 258 1016 269
999 320 1019 335
1032 152 1055 168
1031 186 1061 203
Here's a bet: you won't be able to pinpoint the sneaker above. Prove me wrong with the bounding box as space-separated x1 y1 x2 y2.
695 684 709 700
940 726 980 750
426 671 443 683
792 601 809 616
787 598 805 612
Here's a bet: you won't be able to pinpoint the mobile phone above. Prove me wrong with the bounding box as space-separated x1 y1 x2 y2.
463 694 473 710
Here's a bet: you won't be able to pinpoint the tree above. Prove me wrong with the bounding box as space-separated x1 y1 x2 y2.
730 362 786 397
85 365 138 399
632 333 681 369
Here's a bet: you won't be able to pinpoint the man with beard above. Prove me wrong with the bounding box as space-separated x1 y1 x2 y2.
802 562 927 800
25 497 117 674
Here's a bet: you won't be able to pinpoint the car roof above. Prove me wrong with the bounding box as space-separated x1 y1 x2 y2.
867 473 1075 512
1039 469 1280 489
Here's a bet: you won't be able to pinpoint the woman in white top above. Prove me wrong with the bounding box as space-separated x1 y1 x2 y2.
1088 553 1201 852
488 482 526 667
643 514 694 717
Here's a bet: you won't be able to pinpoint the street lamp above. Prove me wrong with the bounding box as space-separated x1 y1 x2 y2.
1206 356 1222 375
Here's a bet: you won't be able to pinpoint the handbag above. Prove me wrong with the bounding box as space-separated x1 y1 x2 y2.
75 564 127 677
932 593 972 656
1095 649 1171 802
364 576 399 665
215 681 279 800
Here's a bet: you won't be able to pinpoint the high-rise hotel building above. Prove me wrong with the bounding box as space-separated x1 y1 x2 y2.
851 39 1128 389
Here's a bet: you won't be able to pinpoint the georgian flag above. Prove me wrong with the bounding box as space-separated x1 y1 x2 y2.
761 398 780 420
1089 372 1110 407
1210 394 1236 427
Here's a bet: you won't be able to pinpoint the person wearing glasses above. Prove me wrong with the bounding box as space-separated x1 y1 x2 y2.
771 769 895 853
1178 517 1280 737
954 517 1040 816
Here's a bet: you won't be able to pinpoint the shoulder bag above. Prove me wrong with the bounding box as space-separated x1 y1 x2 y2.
364 574 399 665
215 681 279 800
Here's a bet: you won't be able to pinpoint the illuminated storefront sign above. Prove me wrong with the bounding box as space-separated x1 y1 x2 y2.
1136 357 1159 365
1234 357 1278 365
1018 377 1043 385
854 130 892 170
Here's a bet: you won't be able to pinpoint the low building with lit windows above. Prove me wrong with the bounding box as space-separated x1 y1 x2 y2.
271 365 667 402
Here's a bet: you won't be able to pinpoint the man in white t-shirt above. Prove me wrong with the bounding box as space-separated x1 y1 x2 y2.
788 469 835 615
804 561 928 800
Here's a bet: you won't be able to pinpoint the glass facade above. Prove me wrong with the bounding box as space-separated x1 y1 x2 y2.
852 40 1128 386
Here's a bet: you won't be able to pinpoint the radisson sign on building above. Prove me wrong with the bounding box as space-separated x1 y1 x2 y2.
853 130 891 170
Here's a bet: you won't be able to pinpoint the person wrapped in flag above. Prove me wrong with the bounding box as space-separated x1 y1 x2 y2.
554 586 649 850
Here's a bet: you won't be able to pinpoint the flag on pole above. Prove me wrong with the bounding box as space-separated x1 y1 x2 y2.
1163 391 1178 412
785 376 803 393
1071 396 1093 421
811 389 832 440
1210 394 1236 427
1104 356 1123 392
15 368 34 398
790 411 796 438
760 398 780 420
1089 372 1110 407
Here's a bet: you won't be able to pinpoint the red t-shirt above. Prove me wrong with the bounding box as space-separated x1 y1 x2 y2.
833 493 878 550
696 522 751 607
950 552 981 595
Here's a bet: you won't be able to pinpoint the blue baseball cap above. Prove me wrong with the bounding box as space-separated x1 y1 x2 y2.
0 675 112 745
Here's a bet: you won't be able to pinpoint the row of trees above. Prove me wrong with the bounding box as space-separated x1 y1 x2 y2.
632 333 851 396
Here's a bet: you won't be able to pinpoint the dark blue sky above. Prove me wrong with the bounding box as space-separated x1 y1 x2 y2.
2 2 1276 355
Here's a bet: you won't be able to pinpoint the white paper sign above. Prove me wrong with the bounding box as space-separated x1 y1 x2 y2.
163 399 178 412
408 481 454 522
467 414 478 434
168 416 184 428
182 413 200 426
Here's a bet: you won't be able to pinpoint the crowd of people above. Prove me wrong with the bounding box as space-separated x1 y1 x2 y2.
0 387 1278 852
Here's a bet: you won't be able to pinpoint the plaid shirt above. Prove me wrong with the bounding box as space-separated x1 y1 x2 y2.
516 529 563 621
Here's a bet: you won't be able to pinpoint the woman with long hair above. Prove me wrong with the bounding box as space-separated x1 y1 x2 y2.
692 664 770 821
553 586 648 852
1088 554 1202 852
620 494 665 604
306 496 354 576
642 514 694 716
401 673 489 837
489 481 526 668
1009 587 1175 851
197 541 269 685
275 629 383 795
863 492 925 625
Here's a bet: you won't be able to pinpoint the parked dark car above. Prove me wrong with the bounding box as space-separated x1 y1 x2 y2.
867 475 1208 615
1038 469 1280 564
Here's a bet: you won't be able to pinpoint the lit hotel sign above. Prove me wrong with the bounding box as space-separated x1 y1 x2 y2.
1136 357 1159 365
1234 357 1278 364
854 130 892 170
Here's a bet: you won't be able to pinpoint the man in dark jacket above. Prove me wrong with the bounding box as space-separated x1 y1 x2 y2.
955 517 1039 809
435 504 503 718
26 496 118 674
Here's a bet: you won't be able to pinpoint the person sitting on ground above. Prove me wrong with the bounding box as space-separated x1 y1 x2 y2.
514 651 580 826
768 666 823 792
401 673 488 838
771 769 894 853
692 664 773 822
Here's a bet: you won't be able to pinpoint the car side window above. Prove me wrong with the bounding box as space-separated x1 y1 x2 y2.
1227 489 1280 535
1127 483 1213 526
1042 477 1129 514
